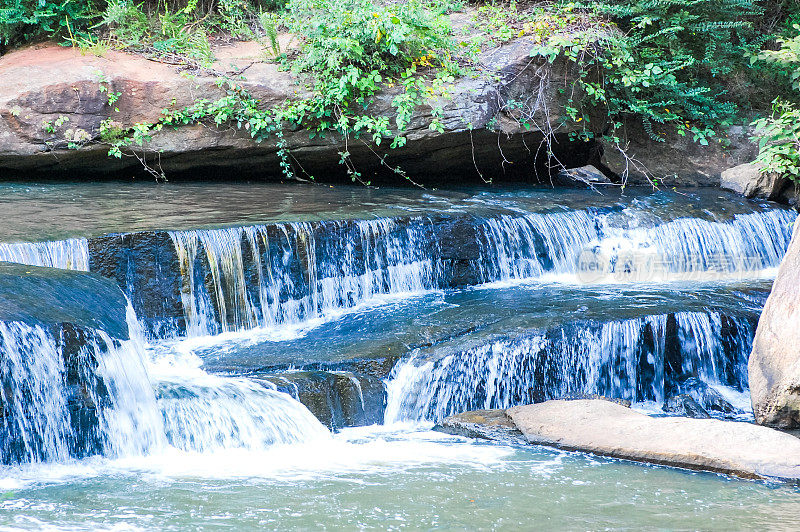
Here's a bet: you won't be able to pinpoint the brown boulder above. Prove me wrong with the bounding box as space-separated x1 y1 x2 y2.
749 221 800 428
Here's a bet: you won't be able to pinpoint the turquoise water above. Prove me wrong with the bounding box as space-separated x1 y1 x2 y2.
1 426 799 531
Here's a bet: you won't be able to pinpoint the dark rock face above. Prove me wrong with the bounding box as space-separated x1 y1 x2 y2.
253 371 386 429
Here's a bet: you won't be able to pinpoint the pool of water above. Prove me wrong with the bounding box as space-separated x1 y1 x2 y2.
1 425 799 531
0 182 779 241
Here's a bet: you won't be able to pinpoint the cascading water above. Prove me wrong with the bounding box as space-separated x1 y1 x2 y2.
384 311 754 423
476 208 796 284
169 218 441 336
0 238 89 271
0 302 330 465
153 207 795 337
0 188 795 467
0 322 73 464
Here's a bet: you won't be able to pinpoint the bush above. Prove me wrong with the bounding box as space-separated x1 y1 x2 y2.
753 25 800 181
531 0 764 148
0 0 94 47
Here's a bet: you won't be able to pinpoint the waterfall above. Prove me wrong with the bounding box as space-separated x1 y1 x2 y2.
169 218 441 336
159 208 794 337
0 322 72 464
477 208 796 283
157 377 329 453
384 312 754 423
0 239 89 271
0 303 329 465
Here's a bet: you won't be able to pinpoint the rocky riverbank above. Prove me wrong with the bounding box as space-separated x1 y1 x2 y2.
0 33 757 185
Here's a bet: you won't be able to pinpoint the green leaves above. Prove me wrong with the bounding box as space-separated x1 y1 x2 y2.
530 0 761 150
753 99 800 180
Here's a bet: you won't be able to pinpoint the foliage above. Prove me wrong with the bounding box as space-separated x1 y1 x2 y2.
530 0 764 150
0 0 95 47
752 100 800 180
752 25 800 181
756 24 800 92
94 0 461 183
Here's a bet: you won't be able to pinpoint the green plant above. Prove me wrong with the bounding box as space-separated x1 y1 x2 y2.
752 24 800 181
753 99 800 179
257 10 281 57
1 0 95 47
530 0 765 168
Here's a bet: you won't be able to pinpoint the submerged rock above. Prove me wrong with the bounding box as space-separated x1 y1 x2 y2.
507 399 800 480
750 222 800 428
664 394 710 419
435 409 525 444
673 377 736 417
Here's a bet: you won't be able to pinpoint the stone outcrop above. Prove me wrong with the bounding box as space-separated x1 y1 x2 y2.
749 221 800 428
720 162 797 204
0 36 755 185
503 400 800 480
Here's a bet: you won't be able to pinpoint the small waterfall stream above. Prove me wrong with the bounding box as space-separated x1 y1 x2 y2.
0 189 795 467
0 304 329 464
384 312 754 422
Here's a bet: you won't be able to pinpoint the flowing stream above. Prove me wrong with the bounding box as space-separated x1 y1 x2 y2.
0 183 799 529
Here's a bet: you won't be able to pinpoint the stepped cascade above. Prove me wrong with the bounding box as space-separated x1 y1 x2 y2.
0 185 797 526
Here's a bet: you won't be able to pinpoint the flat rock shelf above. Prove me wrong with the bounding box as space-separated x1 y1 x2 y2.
440 399 800 481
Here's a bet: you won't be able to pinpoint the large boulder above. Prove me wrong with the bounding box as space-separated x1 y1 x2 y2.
749 221 800 428
506 399 800 480
720 162 795 203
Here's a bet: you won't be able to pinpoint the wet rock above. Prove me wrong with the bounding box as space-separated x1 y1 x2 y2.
674 377 736 417
750 222 800 428
253 371 386 430
720 162 795 203
664 394 710 419
507 399 800 480
435 409 525 444
0 261 129 339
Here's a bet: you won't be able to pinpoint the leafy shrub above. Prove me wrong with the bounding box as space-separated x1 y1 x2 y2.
753 25 800 181
0 0 95 47
531 0 764 148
